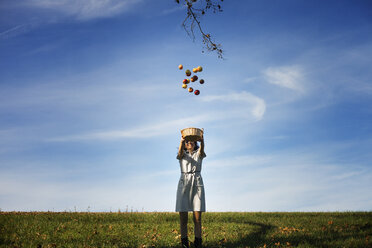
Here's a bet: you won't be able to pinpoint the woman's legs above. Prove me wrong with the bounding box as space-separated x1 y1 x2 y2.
179 212 188 238
193 211 202 238
180 211 202 246
180 212 189 247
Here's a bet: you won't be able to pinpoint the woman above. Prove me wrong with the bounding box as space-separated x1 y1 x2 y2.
176 134 206 248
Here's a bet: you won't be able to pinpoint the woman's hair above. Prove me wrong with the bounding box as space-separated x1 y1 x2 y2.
184 141 199 151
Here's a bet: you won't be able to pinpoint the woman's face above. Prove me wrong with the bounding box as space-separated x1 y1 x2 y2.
185 140 195 150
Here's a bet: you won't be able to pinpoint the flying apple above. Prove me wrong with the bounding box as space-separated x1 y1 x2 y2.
190 76 196 82
193 68 198 73
185 70 191 77
197 66 203 72
183 79 188 84
179 64 183 70
199 79 204 84
188 87 193 93
182 84 187 89
194 90 200 95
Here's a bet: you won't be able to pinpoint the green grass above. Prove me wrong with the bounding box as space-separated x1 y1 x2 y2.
1 212 371 247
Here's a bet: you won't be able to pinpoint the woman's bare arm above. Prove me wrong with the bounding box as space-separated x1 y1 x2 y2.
199 135 206 158
177 137 185 159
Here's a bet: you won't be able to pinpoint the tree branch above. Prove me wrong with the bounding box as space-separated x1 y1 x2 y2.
177 0 224 59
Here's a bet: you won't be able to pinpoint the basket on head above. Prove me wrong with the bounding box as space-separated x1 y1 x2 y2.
181 127 203 142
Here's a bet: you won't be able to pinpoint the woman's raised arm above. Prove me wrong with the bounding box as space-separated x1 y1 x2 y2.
199 135 206 158
177 136 185 159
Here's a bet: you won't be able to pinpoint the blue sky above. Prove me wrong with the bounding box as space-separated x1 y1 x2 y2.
1 0 372 212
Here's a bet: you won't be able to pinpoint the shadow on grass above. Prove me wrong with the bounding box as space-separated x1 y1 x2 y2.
204 220 275 248
202 221 371 248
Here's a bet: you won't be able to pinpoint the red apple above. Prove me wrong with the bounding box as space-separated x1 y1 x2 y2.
194 90 200 95
183 79 188 84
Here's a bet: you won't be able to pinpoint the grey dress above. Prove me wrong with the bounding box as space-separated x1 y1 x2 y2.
176 147 206 212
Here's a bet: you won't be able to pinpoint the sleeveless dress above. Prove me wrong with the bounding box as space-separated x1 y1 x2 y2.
175 148 206 212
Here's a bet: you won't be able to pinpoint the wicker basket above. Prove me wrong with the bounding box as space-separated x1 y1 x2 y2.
181 127 203 142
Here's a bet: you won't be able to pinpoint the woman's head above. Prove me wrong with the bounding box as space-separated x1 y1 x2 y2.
185 140 199 152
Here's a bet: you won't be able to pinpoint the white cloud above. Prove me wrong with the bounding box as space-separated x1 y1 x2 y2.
25 0 143 20
2 133 372 212
0 0 142 39
46 91 266 142
0 23 37 39
46 114 216 141
204 152 372 211
201 91 266 121
206 155 273 169
160 5 185 16
263 66 304 92
243 77 257 84
0 170 177 212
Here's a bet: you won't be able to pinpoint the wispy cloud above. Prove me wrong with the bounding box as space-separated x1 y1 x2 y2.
243 77 257 84
204 150 372 211
0 0 143 39
0 168 178 211
46 91 266 142
0 23 37 39
46 114 215 142
26 42 63 55
160 5 185 16
24 0 143 20
207 155 273 169
201 91 266 121
263 66 304 92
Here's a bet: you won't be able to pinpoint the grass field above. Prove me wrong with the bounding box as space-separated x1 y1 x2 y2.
1 211 371 248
